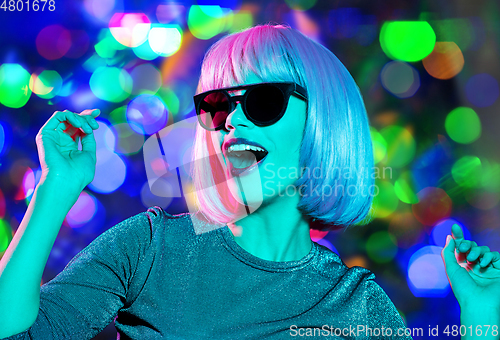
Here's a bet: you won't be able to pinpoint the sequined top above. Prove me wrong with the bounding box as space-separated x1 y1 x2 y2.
6 207 412 339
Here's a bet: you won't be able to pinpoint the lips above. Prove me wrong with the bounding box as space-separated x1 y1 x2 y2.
222 138 269 176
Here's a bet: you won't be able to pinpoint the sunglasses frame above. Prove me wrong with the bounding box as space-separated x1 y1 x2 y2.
193 82 308 131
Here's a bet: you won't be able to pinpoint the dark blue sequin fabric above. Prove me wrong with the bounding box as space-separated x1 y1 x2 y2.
5 207 412 339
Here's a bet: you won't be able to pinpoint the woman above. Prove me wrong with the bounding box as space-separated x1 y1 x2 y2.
0 24 499 340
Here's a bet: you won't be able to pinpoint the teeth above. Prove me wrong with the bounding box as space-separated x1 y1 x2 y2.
227 144 266 153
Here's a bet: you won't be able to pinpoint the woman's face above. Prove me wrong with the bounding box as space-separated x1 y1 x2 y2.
210 73 308 213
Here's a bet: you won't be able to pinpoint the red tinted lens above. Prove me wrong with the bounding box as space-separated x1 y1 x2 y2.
199 92 229 129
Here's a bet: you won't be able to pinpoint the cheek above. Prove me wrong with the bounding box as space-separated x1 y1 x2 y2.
271 121 304 182
275 102 306 156
275 123 304 163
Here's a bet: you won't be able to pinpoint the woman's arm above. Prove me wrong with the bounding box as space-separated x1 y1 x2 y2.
0 110 100 338
442 224 500 340
0 179 80 337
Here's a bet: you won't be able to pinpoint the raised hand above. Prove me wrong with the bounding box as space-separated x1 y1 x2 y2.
441 224 500 314
35 109 100 193
0 109 100 338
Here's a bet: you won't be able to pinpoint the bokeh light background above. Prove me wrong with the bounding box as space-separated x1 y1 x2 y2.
1 1 500 339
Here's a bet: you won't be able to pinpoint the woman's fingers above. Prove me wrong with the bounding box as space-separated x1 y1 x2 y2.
81 108 100 118
81 114 99 131
467 245 490 262
479 251 500 268
458 240 477 253
441 235 476 289
450 223 497 265
41 110 92 134
59 109 100 135
81 132 97 157
40 111 81 132
36 110 101 150
81 110 100 133
38 109 100 141
451 223 465 244
73 110 99 155
63 110 91 134
442 235 460 271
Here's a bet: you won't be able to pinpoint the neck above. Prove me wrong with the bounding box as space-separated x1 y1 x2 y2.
227 194 313 262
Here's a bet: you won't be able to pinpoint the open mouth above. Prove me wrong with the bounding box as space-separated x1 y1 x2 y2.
225 143 269 176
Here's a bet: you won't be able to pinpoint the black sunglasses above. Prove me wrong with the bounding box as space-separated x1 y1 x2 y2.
193 82 308 131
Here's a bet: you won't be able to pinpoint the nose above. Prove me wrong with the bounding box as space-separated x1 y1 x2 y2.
225 101 251 130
